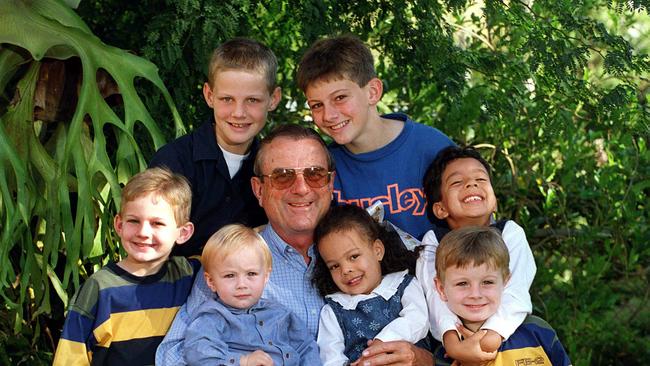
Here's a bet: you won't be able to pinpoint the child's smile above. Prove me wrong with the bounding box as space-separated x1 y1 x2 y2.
318 228 385 295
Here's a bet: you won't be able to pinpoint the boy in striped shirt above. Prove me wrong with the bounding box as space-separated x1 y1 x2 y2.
54 167 198 365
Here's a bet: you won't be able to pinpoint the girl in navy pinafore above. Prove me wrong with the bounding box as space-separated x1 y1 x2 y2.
313 205 430 366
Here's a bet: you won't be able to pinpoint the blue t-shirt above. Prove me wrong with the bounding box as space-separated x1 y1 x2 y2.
330 113 454 239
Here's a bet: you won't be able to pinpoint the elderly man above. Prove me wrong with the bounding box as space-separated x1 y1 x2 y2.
156 124 432 366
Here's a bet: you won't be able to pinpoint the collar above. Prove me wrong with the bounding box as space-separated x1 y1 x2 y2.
192 118 259 162
214 294 267 314
261 225 316 260
326 270 409 309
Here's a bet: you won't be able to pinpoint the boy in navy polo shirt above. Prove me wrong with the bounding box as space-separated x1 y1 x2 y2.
150 38 281 256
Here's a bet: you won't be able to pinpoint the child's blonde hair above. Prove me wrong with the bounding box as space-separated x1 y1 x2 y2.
120 167 192 225
207 37 278 93
435 226 510 282
201 224 272 271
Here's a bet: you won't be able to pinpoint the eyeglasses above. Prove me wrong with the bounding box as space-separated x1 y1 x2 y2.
258 167 333 189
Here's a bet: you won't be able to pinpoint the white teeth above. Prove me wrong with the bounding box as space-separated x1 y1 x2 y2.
330 121 348 130
229 122 248 128
289 202 309 207
463 196 482 203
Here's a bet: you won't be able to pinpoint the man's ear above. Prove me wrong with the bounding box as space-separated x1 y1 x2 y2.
202 82 214 108
268 86 282 111
434 277 448 302
251 177 264 206
327 170 336 193
372 239 385 261
175 222 195 245
432 201 449 220
366 77 384 105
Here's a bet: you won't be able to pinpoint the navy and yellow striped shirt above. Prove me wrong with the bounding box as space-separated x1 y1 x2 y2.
435 315 572 366
54 256 200 366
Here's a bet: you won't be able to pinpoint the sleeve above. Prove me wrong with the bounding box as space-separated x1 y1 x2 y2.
183 306 242 366
549 337 572 366
155 267 213 366
481 221 536 340
416 230 460 342
52 280 99 366
317 304 349 366
375 278 429 343
149 140 184 172
286 308 322 364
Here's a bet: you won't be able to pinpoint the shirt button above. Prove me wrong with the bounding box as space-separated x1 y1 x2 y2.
259 320 264 326
224 196 231 203
285 353 290 358
268 341 273 345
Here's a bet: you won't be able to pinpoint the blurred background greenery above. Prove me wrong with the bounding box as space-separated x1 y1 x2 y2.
1 0 648 364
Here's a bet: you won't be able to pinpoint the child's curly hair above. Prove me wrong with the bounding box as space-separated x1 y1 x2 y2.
312 204 418 297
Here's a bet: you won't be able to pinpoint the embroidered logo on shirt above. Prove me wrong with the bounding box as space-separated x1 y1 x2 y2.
514 356 547 365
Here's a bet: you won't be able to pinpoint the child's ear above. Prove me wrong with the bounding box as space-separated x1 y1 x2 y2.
175 222 195 245
113 215 124 235
366 77 384 105
268 86 282 111
434 277 448 302
202 82 214 108
204 271 217 292
264 268 271 285
432 201 449 220
504 273 511 286
372 239 385 261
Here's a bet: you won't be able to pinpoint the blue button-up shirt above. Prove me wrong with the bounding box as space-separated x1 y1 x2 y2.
184 297 321 365
156 225 325 365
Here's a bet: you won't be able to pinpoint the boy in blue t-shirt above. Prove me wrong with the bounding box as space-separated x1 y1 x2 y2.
296 34 454 241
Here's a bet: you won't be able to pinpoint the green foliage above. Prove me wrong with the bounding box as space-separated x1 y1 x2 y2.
1 0 648 364
0 0 182 358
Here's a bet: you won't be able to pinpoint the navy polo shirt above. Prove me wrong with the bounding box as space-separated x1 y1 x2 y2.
149 119 267 256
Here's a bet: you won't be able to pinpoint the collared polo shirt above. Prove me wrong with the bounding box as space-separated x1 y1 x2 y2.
150 119 267 256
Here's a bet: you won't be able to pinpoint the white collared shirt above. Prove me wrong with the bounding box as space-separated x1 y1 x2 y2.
317 270 429 366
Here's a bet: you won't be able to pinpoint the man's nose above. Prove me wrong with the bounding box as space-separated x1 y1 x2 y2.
289 172 311 194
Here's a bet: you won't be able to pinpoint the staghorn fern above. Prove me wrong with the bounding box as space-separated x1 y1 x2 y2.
0 0 183 333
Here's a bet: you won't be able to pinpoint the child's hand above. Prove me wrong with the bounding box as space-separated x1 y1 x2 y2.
476 329 502 353
442 326 497 364
240 350 274 366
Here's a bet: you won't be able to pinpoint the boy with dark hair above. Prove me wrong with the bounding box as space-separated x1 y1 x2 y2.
150 37 281 257
53 167 198 365
433 226 571 365
296 34 454 241
417 145 536 364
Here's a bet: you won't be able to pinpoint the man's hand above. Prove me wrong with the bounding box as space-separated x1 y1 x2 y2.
351 339 433 366
240 350 274 366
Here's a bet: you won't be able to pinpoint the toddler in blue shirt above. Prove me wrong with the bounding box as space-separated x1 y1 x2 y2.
183 224 321 366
